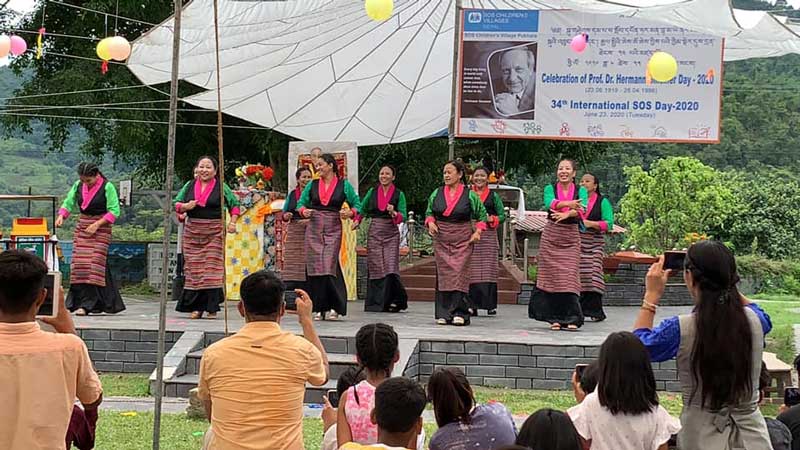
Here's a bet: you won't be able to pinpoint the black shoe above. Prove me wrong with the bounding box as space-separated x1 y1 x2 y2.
487 309 497 316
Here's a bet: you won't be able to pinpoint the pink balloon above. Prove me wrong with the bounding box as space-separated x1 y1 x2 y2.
570 33 587 53
9 35 27 56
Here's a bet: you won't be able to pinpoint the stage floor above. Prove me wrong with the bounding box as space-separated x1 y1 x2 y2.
74 297 690 346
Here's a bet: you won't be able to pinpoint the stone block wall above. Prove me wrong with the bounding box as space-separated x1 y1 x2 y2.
80 329 181 373
416 340 680 391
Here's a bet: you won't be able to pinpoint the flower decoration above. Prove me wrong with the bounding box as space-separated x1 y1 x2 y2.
236 163 275 191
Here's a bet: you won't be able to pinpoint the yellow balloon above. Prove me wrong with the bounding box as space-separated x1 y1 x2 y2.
96 37 113 61
365 0 393 21
648 51 678 82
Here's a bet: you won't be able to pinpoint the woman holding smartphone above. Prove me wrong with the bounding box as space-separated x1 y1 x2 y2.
634 241 773 449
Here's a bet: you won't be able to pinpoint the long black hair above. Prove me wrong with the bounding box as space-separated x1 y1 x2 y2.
427 367 474 427
320 153 339 177
597 331 659 415
295 167 311 181
516 409 581 450
353 323 398 404
77 162 104 179
686 240 753 410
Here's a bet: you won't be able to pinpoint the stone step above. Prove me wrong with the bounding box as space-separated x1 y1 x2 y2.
164 373 338 404
183 349 358 377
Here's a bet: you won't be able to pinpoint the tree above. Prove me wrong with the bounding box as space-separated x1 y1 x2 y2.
722 166 800 259
618 156 738 254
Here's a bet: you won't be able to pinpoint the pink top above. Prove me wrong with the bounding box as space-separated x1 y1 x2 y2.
81 178 104 211
582 192 609 232
194 178 216 207
318 176 338 207
549 182 575 212
345 381 378 444
443 183 464 217
377 184 395 212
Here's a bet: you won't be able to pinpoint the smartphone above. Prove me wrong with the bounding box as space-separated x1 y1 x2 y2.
37 272 61 319
327 389 340 408
283 291 298 311
575 364 588 379
785 387 800 407
663 251 687 271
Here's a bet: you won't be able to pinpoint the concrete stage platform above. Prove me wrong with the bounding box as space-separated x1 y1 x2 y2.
75 297 688 347
74 298 688 397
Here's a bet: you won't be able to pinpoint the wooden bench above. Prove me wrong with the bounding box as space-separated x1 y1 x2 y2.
764 352 793 404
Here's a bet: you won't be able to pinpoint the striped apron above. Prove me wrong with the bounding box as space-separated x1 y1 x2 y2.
536 221 582 295
579 230 606 294
305 210 342 277
282 219 308 282
434 221 474 293
70 215 111 287
367 217 400 280
469 228 499 284
183 218 224 290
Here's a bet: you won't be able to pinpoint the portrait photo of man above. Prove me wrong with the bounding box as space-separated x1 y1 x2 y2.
490 44 537 119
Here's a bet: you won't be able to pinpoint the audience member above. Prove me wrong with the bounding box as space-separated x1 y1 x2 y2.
67 404 99 450
0 250 103 449
427 367 517 450
516 409 581 450
572 362 598 404
198 270 329 450
340 377 427 450
759 362 792 450
338 323 400 446
322 367 365 450
634 241 774 449
567 332 680 450
777 355 800 450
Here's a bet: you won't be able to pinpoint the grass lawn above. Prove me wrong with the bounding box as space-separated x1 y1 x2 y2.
99 373 151 397
754 294 800 363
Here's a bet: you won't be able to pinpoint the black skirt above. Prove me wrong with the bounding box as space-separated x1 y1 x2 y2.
435 290 471 324
176 288 224 313
580 292 606 321
307 263 348 315
528 287 584 327
66 265 126 314
365 274 408 312
469 282 497 311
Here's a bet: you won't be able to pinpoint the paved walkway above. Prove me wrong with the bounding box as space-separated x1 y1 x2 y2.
77 297 689 346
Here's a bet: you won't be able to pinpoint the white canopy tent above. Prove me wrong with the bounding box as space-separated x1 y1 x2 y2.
128 0 800 146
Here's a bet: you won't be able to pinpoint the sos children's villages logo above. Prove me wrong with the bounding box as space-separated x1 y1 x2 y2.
467 12 482 23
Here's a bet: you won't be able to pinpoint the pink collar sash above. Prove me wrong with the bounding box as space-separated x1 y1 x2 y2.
81 178 105 211
443 184 464 217
585 192 599 216
377 184 395 211
294 186 303 201
473 185 490 203
318 176 338 206
194 178 217 207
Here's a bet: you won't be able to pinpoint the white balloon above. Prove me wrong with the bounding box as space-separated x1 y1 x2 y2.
108 36 131 62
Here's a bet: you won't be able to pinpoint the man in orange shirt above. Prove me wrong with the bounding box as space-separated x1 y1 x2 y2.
198 270 329 450
0 250 103 450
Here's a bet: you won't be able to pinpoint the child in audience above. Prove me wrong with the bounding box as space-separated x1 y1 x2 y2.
567 332 680 450
572 362 598 404
338 323 400 446
516 409 581 450
427 367 517 450
340 377 427 450
322 367 364 450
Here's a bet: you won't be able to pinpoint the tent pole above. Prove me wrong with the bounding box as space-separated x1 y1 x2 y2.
152 0 182 448
447 0 462 161
212 0 230 337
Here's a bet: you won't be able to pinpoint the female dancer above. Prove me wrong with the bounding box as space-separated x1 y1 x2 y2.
468 166 505 316
173 156 240 319
297 153 362 320
55 162 125 315
578 173 614 322
530 159 587 331
282 167 313 293
425 160 488 326
361 165 409 313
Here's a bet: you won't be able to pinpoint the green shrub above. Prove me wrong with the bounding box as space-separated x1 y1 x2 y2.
736 255 800 296
527 264 538 282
